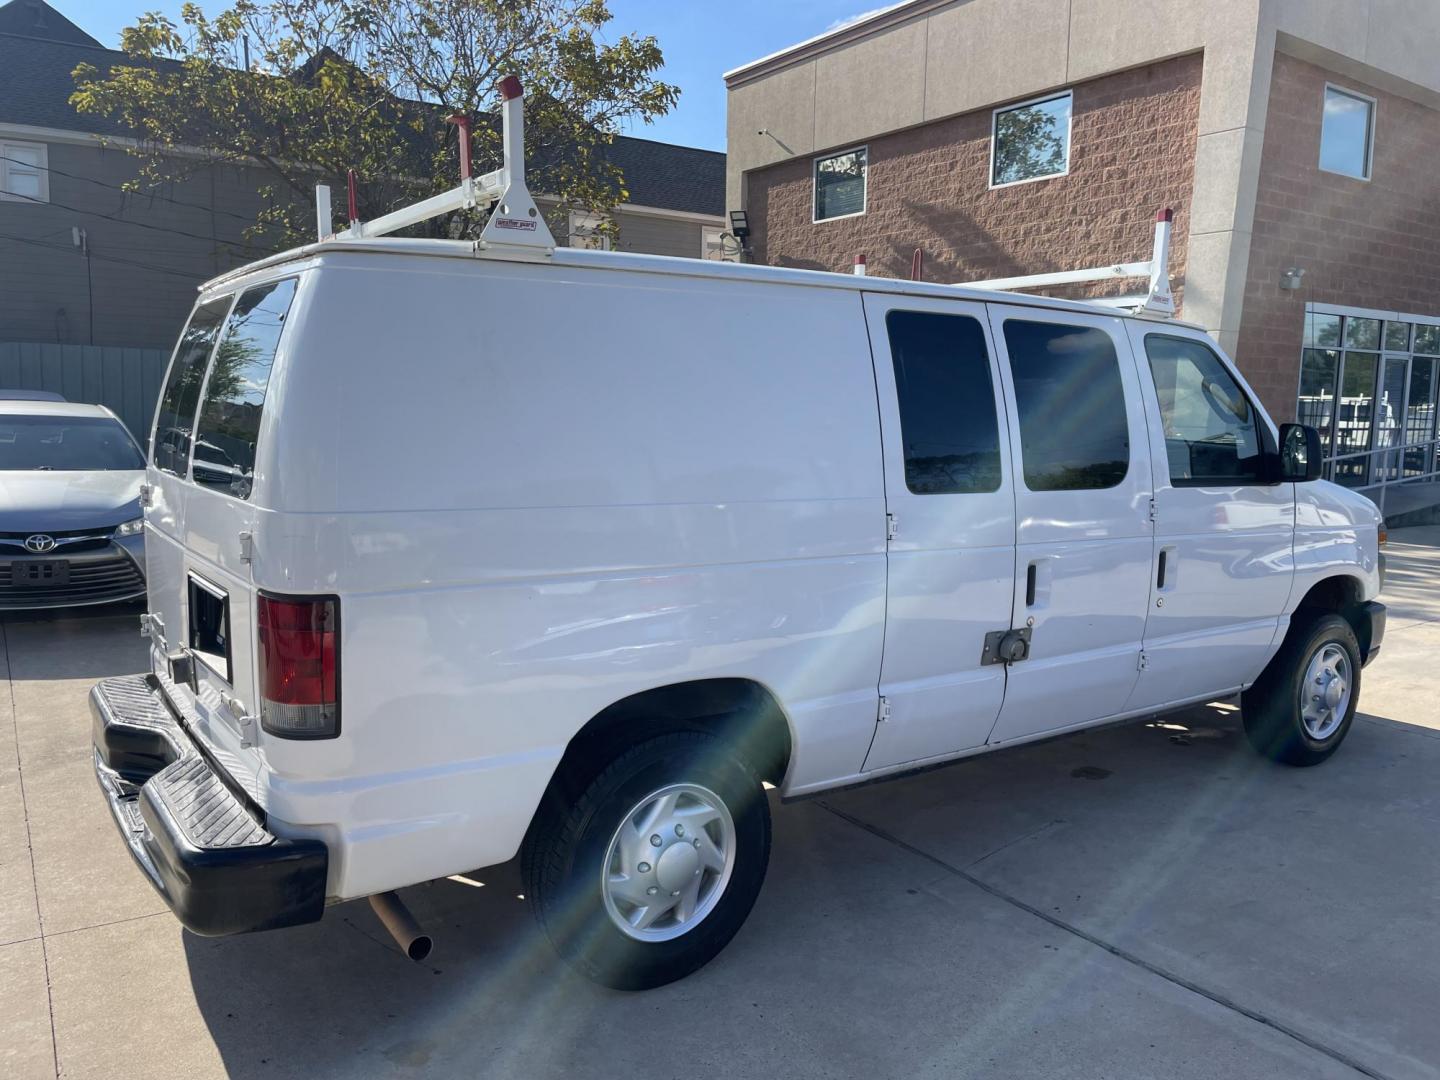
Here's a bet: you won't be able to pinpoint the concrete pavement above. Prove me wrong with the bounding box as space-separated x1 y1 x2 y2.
2 530 1438 1079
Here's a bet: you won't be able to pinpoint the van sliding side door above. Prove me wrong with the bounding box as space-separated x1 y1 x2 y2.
982 306 1154 745
860 294 1017 772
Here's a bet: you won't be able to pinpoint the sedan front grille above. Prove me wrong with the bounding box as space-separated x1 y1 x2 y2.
0 551 144 609
0 526 117 555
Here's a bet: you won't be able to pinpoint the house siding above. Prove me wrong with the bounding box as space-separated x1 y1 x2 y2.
613 210 706 259
744 53 1203 298
0 138 277 349
1237 52 1440 419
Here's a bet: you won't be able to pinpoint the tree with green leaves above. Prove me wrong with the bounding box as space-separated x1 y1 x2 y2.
71 1 679 248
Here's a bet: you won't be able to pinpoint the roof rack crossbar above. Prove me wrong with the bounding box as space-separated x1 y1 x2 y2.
320 75 554 256
958 209 1176 318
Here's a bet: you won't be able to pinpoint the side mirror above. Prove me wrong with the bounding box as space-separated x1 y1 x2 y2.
1278 423 1323 482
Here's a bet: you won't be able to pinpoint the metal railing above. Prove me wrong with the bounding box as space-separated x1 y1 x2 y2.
1326 436 1440 515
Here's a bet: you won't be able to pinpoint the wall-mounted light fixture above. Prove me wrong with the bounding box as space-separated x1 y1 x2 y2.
1280 266 1306 291
729 210 750 241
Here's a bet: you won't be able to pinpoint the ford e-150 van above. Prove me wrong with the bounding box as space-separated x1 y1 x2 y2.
87 84 1385 991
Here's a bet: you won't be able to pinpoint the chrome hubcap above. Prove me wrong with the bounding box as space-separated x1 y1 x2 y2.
1300 642 1351 741
601 783 735 942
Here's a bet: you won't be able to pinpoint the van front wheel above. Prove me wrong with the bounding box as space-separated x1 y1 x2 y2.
1242 613 1361 767
524 729 771 989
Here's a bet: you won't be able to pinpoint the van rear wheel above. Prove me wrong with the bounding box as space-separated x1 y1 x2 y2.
523 729 771 989
1241 613 1361 767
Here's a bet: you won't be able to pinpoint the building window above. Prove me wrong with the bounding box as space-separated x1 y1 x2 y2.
991 92 1072 187
0 139 48 203
701 225 726 261
1299 307 1440 488
1319 85 1374 180
813 146 866 222
567 211 611 250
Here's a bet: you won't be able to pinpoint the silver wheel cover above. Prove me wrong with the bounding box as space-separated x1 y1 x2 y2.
1299 641 1352 741
601 783 736 942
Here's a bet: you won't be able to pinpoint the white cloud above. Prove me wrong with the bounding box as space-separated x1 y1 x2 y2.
826 4 902 32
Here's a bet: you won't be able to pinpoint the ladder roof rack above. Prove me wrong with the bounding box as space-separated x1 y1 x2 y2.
314 75 555 257
956 208 1177 318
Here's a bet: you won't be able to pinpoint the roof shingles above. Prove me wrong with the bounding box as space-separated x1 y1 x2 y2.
0 17 724 218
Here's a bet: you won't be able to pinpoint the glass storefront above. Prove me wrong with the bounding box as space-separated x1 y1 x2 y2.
1297 308 1440 489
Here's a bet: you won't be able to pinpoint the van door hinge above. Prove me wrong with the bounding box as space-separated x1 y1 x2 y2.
222 692 260 749
237 531 255 565
1138 651 1150 671
878 696 892 723
886 513 898 541
138 483 154 510
1148 497 1158 524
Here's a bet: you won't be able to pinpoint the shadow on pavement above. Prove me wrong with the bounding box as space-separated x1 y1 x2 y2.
179 703 1440 1080
1 600 147 681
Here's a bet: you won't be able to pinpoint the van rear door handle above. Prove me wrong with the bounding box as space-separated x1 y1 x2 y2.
1156 546 1177 591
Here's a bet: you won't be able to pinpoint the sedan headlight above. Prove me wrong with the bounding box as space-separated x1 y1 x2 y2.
115 518 144 537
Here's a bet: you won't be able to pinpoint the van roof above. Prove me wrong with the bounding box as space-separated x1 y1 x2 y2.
200 237 1203 328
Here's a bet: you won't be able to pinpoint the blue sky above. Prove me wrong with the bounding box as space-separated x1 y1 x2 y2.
54 1 892 151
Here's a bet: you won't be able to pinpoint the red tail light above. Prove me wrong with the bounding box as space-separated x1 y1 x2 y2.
257 593 340 739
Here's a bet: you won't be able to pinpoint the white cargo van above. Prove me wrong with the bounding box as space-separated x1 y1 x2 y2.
90 85 1385 991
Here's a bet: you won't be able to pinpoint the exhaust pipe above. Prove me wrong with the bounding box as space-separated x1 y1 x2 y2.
368 892 433 961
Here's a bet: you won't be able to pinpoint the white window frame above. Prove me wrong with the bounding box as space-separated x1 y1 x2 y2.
700 224 726 261
0 138 49 203
812 145 868 224
1319 83 1376 182
566 210 611 251
989 90 1073 190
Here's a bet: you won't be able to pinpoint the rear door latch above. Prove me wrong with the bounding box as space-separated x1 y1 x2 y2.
980 627 1032 666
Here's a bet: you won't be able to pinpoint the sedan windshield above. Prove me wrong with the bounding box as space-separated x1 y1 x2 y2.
0 415 145 471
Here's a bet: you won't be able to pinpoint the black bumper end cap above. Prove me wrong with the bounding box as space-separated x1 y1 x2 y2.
90 675 328 937
1360 599 1386 668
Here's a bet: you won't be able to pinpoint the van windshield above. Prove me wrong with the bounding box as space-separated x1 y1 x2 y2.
0 415 145 471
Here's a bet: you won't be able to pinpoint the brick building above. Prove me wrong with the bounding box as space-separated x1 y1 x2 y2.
725 0 1440 502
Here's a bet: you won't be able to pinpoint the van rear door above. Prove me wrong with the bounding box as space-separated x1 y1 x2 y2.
147 296 234 689
147 275 296 777
179 277 298 763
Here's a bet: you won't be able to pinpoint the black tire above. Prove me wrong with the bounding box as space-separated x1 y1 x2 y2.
522 728 771 990
1242 612 1361 767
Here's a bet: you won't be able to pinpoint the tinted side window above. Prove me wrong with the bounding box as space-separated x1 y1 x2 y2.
1003 320 1130 491
1145 334 1264 485
192 278 297 500
153 298 230 475
886 310 1002 494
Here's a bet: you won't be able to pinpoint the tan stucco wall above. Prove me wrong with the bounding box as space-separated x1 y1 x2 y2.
725 0 1440 352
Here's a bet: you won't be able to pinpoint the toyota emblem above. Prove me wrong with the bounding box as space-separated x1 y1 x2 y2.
24 534 56 554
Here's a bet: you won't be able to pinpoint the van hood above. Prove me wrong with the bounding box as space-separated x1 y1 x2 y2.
1297 479 1383 529
0 470 144 531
